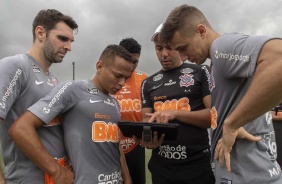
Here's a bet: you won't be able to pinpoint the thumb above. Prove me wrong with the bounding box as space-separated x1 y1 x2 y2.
243 133 261 142
145 113 153 117
237 127 261 142
146 113 155 123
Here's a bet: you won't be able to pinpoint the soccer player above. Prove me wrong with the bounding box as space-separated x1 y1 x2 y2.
160 4 282 184
140 23 215 184
0 9 78 184
114 38 147 184
9 45 133 184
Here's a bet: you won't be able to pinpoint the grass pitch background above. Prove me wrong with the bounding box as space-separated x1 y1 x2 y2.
145 149 152 184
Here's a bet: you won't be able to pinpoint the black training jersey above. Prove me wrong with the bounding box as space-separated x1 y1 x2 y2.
141 63 211 161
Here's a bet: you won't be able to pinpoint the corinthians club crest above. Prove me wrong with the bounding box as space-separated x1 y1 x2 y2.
179 74 194 87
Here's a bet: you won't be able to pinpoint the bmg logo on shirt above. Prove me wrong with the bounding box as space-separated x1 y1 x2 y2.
154 97 190 112
118 99 141 112
92 121 119 143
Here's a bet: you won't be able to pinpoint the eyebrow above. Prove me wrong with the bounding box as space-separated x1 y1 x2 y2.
57 35 74 42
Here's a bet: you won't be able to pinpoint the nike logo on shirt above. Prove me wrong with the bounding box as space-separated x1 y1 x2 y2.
153 83 163 89
35 80 44 85
89 99 103 103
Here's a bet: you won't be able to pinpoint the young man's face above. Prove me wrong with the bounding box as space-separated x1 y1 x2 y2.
42 21 75 63
97 56 133 95
130 53 140 71
154 36 183 71
170 31 208 65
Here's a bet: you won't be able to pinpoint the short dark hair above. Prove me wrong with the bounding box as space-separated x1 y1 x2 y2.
119 38 141 55
32 9 78 41
99 44 133 65
160 4 211 44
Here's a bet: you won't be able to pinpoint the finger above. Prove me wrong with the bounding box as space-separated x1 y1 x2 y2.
132 135 138 142
148 114 156 123
237 128 262 141
244 134 262 142
160 116 165 123
152 131 158 143
158 133 165 147
140 131 144 145
67 165 73 171
224 151 231 172
214 139 222 160
152 116 160 123
146 113 154 117
214 143 219 160
161 116 166 123
239 131 261 141
163 116 169 124
218 143 224 167
214 149 219 160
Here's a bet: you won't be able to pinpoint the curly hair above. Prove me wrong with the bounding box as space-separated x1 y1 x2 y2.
119 38 141 55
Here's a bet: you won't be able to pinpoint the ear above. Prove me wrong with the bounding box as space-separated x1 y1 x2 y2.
197 24 207 38
35 26 46 42
96 60 103 74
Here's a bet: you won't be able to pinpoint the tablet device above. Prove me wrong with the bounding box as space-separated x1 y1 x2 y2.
117 121 179 141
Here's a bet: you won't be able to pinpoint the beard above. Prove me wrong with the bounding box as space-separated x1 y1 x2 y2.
43 38 65 64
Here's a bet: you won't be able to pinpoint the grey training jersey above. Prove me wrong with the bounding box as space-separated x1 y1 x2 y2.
29 80 123 184
0 53 65 184
210 33 282 183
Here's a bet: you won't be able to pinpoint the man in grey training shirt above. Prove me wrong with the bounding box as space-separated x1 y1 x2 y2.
0 9 78 184
10 45 133 184
158 4 282 184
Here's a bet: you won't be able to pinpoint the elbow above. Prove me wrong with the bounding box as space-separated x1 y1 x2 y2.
199 120 212 129
205 120 212 129
8 120 25 142
200 116 212 129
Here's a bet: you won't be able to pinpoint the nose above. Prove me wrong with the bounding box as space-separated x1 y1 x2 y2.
179 52 188 62
118 77 126 87
64 41 72 51
161 48 169 57
180 55 188 62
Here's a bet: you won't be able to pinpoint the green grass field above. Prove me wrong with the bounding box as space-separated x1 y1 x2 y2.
145 148 152 184
0 154 3 173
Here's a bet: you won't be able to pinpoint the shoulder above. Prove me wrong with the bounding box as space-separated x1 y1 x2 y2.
144 70 162 82
54 80 85 92
135 69 146 75
200 65 211 74
180 62 203 73
68 80 88 90
134 69 147 78
215 33 273 49
0 54 29 68
51 80 86 101
0 54 31 78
